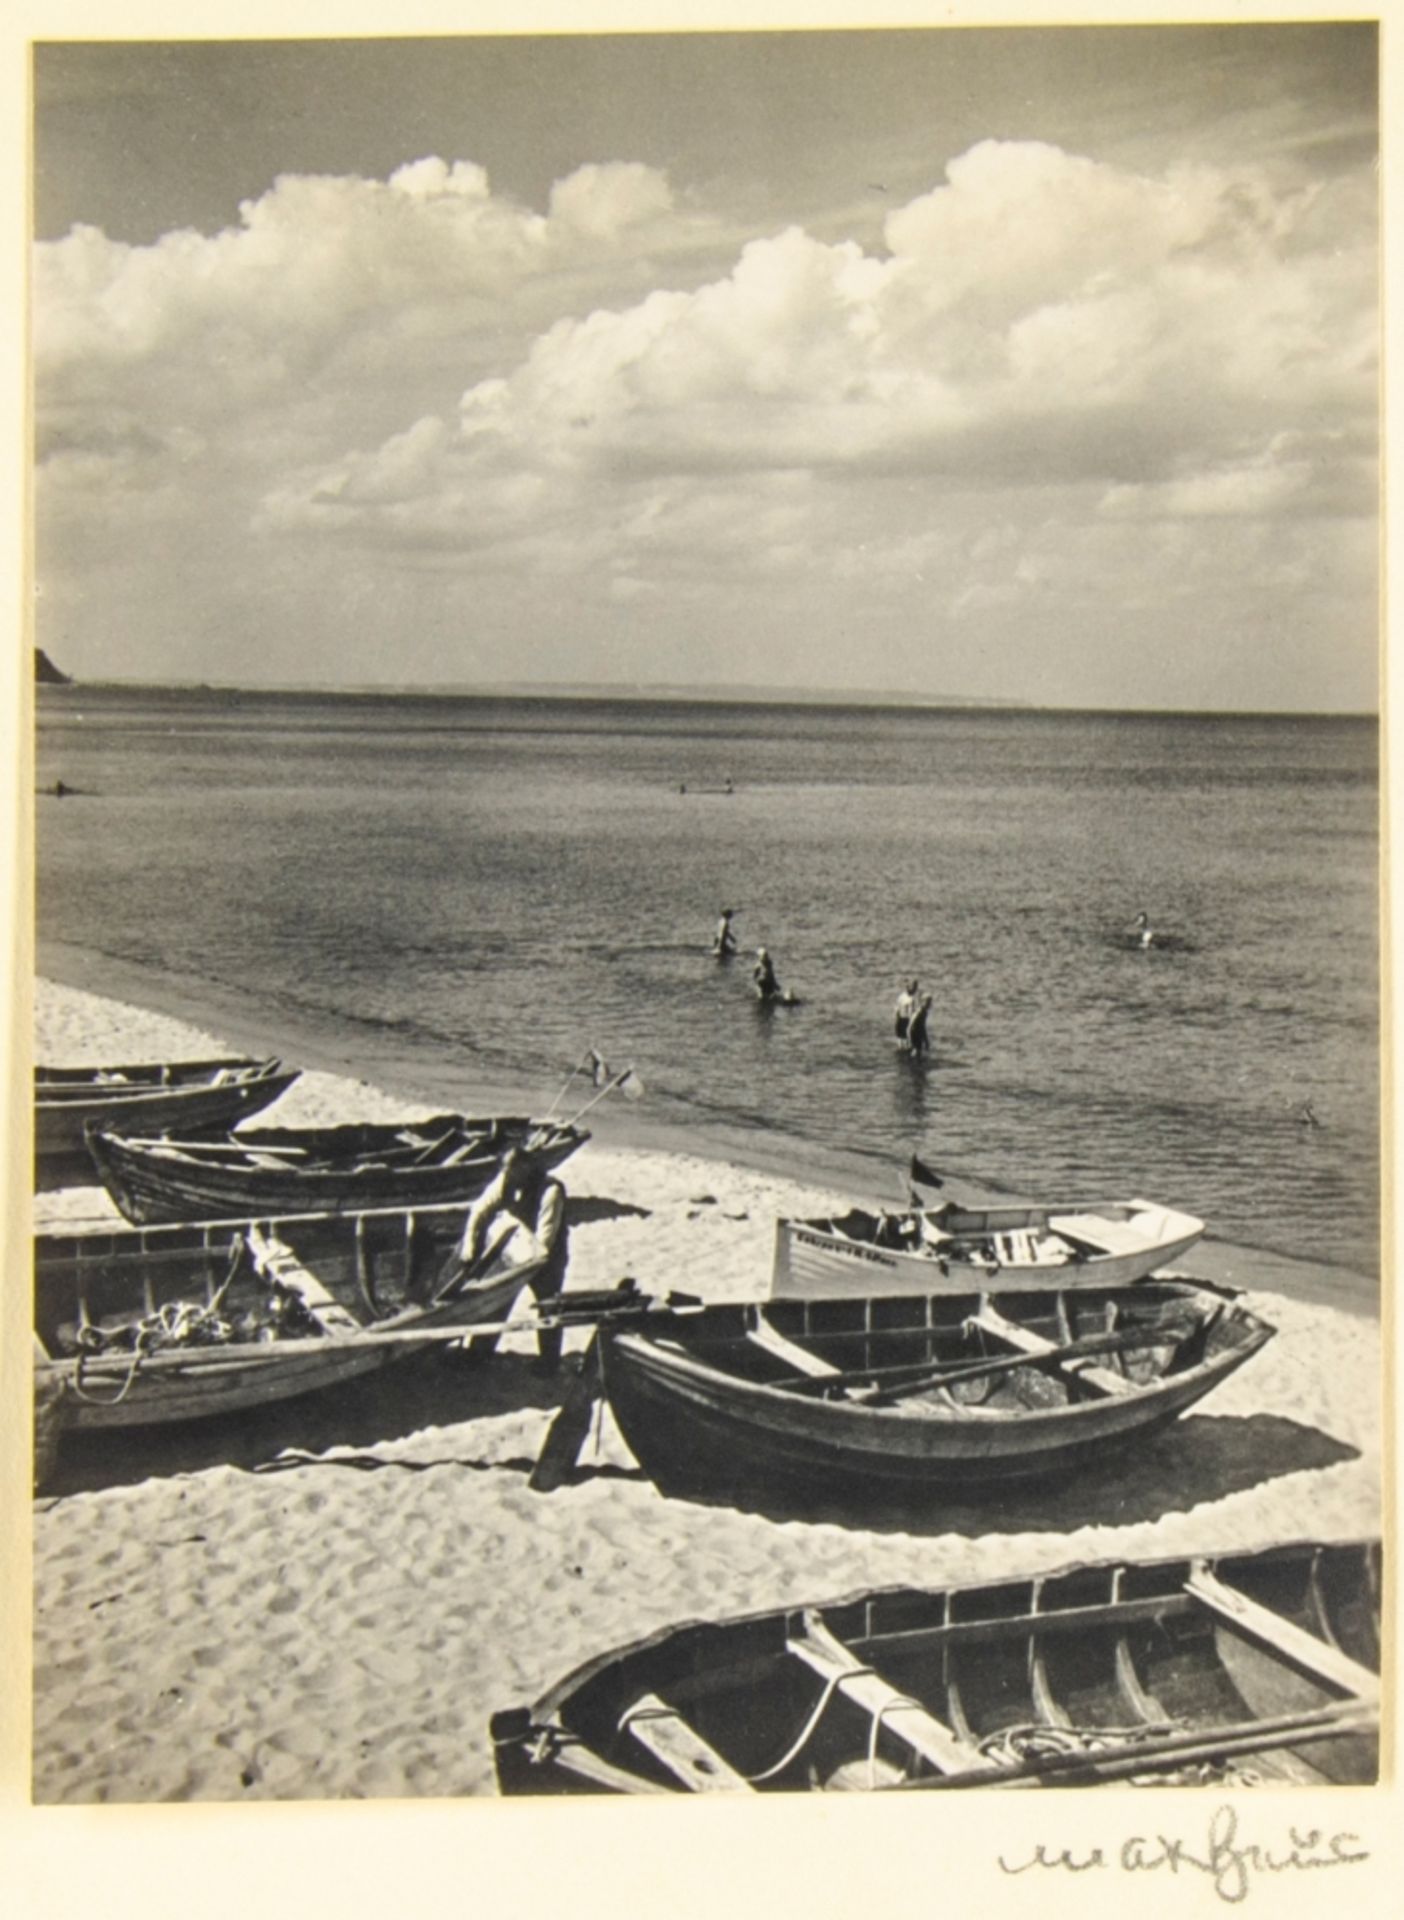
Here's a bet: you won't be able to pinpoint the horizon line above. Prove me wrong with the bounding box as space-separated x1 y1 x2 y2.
37 674 1379 722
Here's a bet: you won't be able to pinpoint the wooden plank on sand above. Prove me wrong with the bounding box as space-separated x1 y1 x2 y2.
530 1335 602 1493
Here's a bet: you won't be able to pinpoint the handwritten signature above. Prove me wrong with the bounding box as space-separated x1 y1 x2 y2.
999 1803 1368 1904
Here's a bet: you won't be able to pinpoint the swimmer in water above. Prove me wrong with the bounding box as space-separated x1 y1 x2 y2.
894 979 918 1044
713 908 738 958
753 946 781 1001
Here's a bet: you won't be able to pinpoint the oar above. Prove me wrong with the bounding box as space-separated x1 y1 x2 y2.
773 1322 1194 1403
542 1049 598 1122
124 1137 310 1158
892 1698 1378 1791
559 1066 639 1130
405 1122 478 1166
36 1288 703 1376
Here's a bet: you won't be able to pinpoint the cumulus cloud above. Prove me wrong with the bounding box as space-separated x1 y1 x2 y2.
34 155 705 415
32 135 1378 705
548 161 674 238
257 139 1374 577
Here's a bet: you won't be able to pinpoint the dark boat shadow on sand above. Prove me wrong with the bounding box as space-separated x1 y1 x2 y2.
42 1349 576 1499
566 1412 1359 1539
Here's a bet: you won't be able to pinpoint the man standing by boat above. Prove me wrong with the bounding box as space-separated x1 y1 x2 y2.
456 1150 569 1371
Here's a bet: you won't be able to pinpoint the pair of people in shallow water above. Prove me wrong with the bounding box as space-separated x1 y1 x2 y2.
894 979 933 1056
714 911 791 1002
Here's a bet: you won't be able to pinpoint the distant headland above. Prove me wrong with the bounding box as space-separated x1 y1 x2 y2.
35 648 72 686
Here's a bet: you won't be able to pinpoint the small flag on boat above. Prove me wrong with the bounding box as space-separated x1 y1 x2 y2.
909 1153 944 1194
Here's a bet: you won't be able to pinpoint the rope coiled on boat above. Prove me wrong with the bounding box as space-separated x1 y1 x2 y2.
977 1720 1179 1768
68 1241 248 1404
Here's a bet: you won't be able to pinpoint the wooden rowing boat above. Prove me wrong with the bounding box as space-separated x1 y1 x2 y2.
491 1537 1380 1793
33 1186 562 1444
35 1057 297 1173
551 1282 1272 1509
772 1195 1204 1299
85 1112 589 1224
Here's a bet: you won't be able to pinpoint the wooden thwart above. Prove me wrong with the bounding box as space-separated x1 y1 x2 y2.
1187 1565 1381 1705
1048 1212 1154 1256
247 1226 361 1335
746 1314 840 1378
788 1612 980 1776
621 1694 754 1792
971 1303 1134 1396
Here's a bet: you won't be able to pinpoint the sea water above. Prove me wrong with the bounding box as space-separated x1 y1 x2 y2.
35 687 1379 1282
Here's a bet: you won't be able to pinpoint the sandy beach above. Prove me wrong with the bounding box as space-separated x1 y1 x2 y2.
29 977 1381 1804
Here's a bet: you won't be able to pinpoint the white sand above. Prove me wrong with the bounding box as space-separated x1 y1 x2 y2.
30 980 1381 1803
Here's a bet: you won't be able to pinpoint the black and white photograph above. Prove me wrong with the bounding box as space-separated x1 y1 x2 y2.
9 0 1395 1905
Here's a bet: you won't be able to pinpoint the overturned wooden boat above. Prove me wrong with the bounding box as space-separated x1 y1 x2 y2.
772 1194 1204 1300
541 1282 1272 1509
85 1111 588 1225
491 1538 1380 1793
33 1186 562 1438
35 1057 297 1173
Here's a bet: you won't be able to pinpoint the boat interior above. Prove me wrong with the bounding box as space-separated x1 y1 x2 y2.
634 1286 1263 1413
501 1542 1380 1792
34 1204 479 1358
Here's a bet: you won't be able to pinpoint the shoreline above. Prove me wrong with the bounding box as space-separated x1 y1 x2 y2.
35 938 1377 1316
27 973 1383 1804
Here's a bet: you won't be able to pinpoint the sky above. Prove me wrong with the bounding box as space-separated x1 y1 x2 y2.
30 21 1382 710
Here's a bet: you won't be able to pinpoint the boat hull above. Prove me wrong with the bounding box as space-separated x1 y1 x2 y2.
492 1539 1381 1794
86 1114 586 1224
772 1200 1203 1300
598 1283 1272 1509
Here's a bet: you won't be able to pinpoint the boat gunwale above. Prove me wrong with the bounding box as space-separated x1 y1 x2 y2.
35 1058 285 1104
89 1114 585 1157
36 1186 539 1257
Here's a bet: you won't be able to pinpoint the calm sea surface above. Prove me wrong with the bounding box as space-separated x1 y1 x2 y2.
35 687 1379 1278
